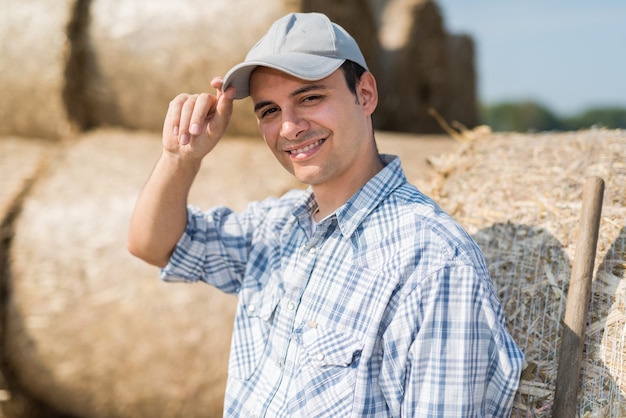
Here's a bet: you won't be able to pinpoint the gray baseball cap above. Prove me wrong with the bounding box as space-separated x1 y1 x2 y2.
222 12 368 99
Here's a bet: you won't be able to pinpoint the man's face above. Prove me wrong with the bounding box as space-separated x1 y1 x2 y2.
249 67 379 191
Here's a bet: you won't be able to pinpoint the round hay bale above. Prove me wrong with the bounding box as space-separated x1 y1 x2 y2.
0 137 55 222
444 34 478 129
377 0 449 133
5 129 298 417
0 1 76 140
85 0 296 136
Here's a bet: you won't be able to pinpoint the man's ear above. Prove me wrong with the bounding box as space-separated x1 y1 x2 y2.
358 72 378 115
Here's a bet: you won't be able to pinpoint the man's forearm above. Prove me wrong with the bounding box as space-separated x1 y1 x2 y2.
128 83 234 267
127 152 202 267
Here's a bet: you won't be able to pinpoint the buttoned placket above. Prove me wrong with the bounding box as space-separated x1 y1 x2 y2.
261 220 328 416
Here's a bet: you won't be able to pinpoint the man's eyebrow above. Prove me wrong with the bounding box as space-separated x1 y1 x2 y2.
254 100 274 113
291 84 328 96
254 84 329 113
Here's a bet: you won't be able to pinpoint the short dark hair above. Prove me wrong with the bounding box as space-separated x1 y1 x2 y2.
341 60 367 101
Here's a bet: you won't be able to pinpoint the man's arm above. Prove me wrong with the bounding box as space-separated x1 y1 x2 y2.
401 267 523 416
381 265 523 417
127 78 235 267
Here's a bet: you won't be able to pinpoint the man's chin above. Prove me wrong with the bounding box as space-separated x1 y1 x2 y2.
293 168 325 187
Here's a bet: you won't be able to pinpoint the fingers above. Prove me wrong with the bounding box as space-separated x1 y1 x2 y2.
211 77 236 103
179 93 214 145
207 79 236 140
165 93 212 146
178 95 195 145
163 81 237 153
164 93 188 143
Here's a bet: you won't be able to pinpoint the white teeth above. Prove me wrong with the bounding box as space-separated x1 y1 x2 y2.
289 139 322 154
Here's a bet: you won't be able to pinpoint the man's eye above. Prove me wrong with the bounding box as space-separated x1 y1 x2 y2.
260 107 279 118
302 95 322 103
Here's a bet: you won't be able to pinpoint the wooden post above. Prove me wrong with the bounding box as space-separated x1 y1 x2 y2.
553 176 605 418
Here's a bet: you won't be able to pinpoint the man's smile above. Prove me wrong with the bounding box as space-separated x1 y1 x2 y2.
286 138 326 159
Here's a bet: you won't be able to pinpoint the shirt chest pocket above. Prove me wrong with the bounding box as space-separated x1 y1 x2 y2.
229 281 282 381
288 324 364 417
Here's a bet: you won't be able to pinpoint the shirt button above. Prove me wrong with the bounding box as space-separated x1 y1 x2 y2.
287 301 295 310
247 304 256 313
309 246 317 254
316 353 325 361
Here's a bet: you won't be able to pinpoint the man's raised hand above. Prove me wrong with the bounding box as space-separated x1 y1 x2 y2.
162 78 236 159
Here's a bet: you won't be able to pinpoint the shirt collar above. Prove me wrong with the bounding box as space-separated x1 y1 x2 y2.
291 154 406 238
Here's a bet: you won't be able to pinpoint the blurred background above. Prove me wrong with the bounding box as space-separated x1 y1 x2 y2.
438 0 626 131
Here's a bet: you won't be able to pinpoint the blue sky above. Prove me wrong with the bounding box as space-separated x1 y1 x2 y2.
436 0 626 116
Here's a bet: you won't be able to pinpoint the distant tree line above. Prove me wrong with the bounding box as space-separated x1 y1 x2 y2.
480 101 626 132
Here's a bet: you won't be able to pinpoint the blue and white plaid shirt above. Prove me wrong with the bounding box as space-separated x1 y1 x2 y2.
162 154 524 417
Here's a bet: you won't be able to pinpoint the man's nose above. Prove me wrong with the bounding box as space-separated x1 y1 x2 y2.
279 110 308 140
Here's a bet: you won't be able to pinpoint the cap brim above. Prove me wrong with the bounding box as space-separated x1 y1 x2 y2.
223 53 345 99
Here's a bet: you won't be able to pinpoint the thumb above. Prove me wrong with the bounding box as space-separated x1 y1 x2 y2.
207 86 235 140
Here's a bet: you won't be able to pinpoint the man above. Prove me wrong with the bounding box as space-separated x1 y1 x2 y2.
128 12 523 417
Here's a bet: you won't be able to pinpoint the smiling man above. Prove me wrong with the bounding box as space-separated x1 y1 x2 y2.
128 12 523 417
